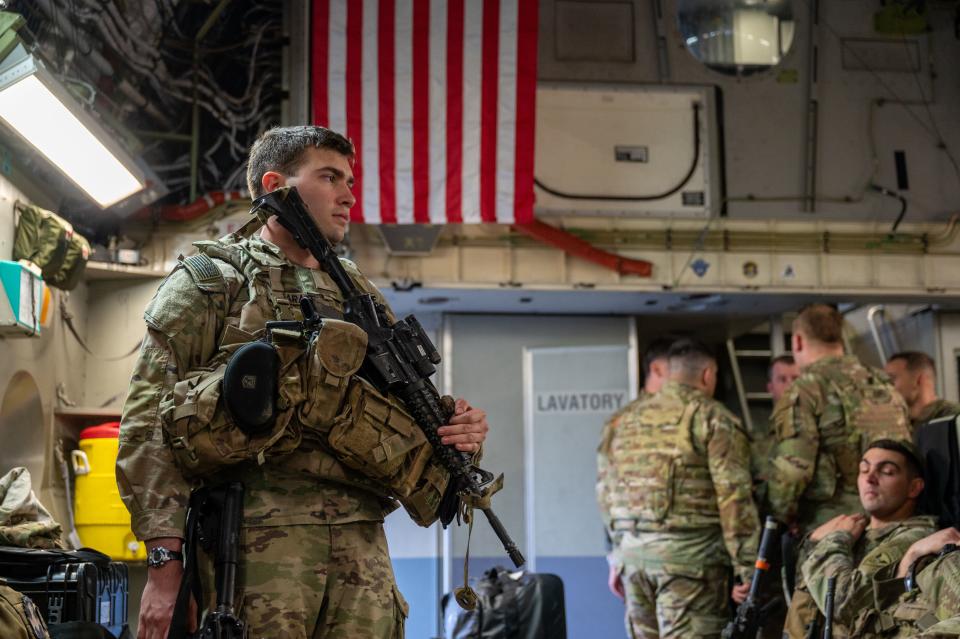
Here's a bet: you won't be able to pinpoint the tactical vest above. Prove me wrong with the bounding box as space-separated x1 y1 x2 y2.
810 363 911 503
606 390 719 531
159 230 450 526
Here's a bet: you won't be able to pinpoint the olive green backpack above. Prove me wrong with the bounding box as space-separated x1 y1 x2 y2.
12 202 90 291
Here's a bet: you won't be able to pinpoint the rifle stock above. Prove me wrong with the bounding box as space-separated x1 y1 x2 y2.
253 187 524 568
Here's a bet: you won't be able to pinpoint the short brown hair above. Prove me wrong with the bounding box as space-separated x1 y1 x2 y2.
866 438 924 479
888 351 936 376
667 338 716 379
642 337 675 378
794 304 843 345
246 126 354 198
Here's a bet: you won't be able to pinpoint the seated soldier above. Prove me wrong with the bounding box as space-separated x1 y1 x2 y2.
782 439 935 638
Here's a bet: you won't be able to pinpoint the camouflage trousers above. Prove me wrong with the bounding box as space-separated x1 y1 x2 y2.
621 563 731 639
204 521 408 639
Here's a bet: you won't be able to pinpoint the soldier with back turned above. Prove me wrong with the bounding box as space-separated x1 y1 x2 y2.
598 339 759 639
765 303 912 531
765 304 912 637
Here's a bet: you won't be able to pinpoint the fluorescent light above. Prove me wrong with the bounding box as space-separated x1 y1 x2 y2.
0 45 145 207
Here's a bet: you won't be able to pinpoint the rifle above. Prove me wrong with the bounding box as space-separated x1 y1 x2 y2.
252 187 525 568
722 517 780 639
169 483 246 639
822 576 836 639
197 483 246 638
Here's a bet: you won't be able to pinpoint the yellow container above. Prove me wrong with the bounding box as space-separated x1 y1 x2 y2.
71 422 146 561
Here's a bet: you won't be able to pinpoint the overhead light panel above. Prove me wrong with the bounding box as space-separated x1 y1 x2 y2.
0 42 146 208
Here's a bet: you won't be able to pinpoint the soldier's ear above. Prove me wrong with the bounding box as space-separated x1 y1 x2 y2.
262 170 287 193
908 477 925 500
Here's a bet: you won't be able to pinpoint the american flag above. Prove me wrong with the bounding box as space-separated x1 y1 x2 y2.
311 0 538 224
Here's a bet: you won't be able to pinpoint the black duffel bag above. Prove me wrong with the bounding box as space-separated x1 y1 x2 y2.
442 567 566 639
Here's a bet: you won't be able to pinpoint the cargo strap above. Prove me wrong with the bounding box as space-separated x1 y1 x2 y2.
59 295 142 361
452 474 506 611
454 515 479 611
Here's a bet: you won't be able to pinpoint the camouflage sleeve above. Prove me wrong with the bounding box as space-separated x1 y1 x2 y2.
803 527 931 627
705 408 760 581
596 416 618 531
916 551 960 622
801 531 866 626
916 616 960 637
765 380 821 522
116 268 227 540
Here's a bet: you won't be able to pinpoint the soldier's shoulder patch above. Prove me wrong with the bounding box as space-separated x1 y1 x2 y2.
144 268 214 336
179 253 224 293
21 594 47 639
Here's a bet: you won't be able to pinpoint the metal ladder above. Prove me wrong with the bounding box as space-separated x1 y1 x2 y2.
725 315 789 433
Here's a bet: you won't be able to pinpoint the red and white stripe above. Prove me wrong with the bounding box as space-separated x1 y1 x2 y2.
312 0 538 224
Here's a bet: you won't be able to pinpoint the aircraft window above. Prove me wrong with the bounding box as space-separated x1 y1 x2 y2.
677 0 796 77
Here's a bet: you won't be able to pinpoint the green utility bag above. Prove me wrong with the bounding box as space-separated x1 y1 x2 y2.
12 203 90 290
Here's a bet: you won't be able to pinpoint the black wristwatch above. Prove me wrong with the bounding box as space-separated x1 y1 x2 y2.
147 546 184 568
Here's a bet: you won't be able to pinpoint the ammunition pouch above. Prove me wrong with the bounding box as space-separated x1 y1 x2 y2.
161 334 306 479
298 319 368 436
326 377 452 526
328 378 433 485
402 459 453 528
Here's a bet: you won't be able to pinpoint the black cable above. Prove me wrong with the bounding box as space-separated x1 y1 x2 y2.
870 184 909 233
533 102 702 202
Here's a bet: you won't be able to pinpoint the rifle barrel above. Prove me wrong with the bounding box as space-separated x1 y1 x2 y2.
823 576 837 639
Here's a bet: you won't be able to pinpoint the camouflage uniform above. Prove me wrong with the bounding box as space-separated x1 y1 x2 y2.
749 423 775 482
860 548 960 638
597 381 759 639
765 355 912 531
913 398 960 431
918 616 960 638
783 516 936 638
0 468 63 550
117 230 409 638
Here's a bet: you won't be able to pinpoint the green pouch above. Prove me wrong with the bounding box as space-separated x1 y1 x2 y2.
13 202 90 290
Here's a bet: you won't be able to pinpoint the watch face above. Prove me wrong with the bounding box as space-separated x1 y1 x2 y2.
148 547 181 567
148 547 167 566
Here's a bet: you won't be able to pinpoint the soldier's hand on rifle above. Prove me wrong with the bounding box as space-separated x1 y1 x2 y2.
607 564 625 601
437 398 489 453
809 513 867 543
731 580 751 604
